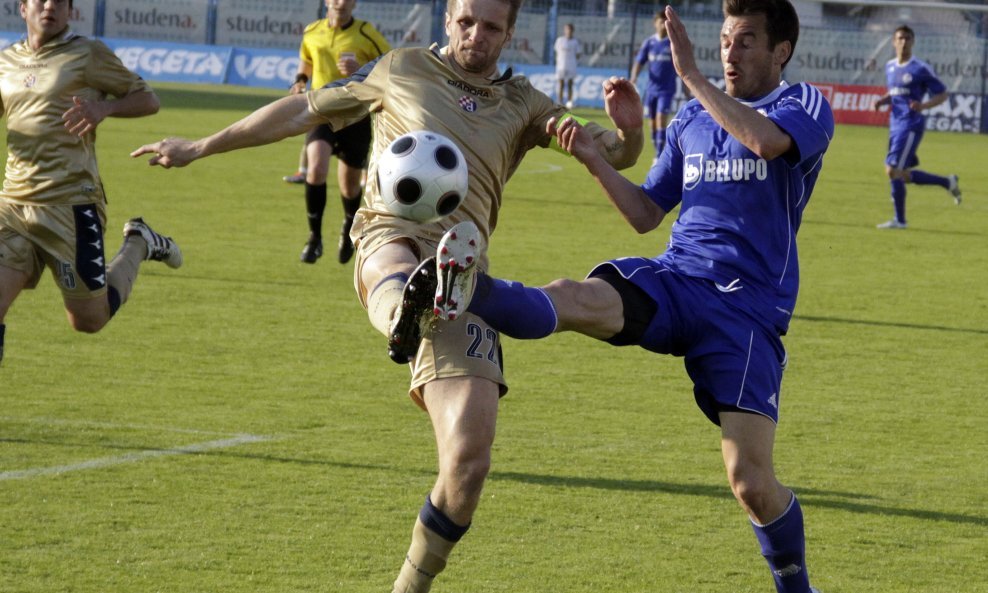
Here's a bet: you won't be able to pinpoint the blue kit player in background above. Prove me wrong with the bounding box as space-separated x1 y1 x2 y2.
871 24 961 230
413 1 832 591
630 11 678 163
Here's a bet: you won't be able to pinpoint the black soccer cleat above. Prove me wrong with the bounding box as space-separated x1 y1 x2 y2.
387 258 438 364
338 216 355 264
300 236 323 264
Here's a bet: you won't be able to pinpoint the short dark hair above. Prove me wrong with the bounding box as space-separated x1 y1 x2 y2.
723 0 799 68
894 25 915 39
21 0 74 7
446 0 524 29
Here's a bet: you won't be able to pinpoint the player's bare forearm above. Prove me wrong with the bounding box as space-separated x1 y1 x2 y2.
199 94 317 158
596 128 643 170
583 153 665 233
132 94 319 168
599 77 645 169
920 91 948 111
684 75 791 160
105 90 160 118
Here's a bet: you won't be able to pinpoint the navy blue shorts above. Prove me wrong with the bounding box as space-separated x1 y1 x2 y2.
589 257 788 425
644 89 675 119
885 126 923 170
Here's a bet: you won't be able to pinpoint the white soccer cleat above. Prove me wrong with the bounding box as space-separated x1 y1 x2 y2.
123 217 183 268
434 221 481 321
876 219 907 230
283 170 306 184
948 174 961 205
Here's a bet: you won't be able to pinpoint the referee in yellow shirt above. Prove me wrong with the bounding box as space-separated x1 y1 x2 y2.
289 0 390 264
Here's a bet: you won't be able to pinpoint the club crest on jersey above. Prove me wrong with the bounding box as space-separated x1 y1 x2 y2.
458 95 477 113
683 154 703 190
23 74 36 88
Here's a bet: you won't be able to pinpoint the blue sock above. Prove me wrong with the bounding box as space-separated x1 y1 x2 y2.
751 494 811 593
419 495 469 542
891 179 906 223
467 273 557 339
909 169 949 188
656 128 666 155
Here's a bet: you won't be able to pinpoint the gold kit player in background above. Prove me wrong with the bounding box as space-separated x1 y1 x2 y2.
0 0 181 365
288 0 389 264
131 0 643 590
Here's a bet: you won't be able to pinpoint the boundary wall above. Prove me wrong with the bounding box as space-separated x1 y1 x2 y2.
1 0 985 133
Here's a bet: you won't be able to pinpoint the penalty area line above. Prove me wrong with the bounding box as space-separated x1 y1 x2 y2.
0 434 272 482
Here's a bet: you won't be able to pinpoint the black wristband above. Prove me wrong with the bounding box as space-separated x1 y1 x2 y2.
294 73 309 86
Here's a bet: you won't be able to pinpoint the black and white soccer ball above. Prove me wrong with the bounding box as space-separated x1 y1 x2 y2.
377 130 468 223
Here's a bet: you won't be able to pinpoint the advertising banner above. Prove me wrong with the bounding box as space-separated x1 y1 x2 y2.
497 12 546 66
103 0 210 45
813 83 888 127
215 0 315 50
509 63 688 113
359 3 432 49
103 38 229 85
226 46 299 88
814 82 981 132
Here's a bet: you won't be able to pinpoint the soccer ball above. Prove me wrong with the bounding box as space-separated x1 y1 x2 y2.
376 130 468 223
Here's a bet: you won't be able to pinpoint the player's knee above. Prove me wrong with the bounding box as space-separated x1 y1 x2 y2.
727 470 777 517
444 449 491 495
545 278 608 319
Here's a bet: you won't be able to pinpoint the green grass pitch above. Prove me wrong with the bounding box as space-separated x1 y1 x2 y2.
1 82 986 592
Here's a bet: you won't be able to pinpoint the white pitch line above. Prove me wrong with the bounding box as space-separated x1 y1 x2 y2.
0 416 244 436
0 434 271 482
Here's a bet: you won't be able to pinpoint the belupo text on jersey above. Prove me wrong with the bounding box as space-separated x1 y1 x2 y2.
684 155 768 189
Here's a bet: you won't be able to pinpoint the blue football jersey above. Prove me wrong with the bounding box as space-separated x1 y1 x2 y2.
642 82 834 332
635 35 677 94
884 57 946 132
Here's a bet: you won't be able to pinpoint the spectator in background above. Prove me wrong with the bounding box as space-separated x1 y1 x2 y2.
288 0 390 264
631 11 679 163
871 24 961 230
554 23 580 108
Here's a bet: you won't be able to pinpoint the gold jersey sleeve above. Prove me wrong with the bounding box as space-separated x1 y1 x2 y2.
306 46 611 256
299 18 391 90
0 31 152 205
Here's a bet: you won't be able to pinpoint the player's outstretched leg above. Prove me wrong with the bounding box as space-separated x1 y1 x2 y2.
434 221 481 321
123 217 182 268
387 258 438 364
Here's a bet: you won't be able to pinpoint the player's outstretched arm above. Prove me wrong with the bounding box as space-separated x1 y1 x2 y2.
664 6 791 160
551 116 665 233
594 77 644 170
131 94 320 168
63 90 160 137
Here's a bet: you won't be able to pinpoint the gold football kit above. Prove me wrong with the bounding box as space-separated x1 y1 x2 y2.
0 30 152 298
307 45 613 405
